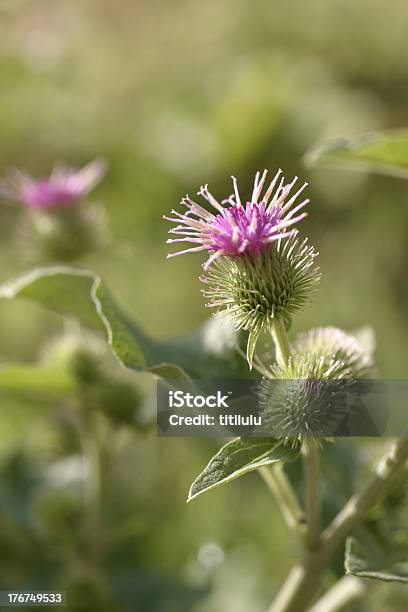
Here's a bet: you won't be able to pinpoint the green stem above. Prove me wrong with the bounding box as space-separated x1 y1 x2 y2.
84 423 103 562
303 443 321 550
267 437 408 612
267 561 321 612
308 575 366 612
270 318 322 545
321 436 408 556
259 465 307 545
271 318 291 368
79 401 104 565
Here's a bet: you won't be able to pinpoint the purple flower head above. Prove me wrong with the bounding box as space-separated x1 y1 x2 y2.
165 169 309 270
0 159 107 210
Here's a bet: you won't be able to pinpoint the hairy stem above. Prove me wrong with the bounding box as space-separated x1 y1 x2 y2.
259 465 306 544
271 318 291 368
303 444 321 549
79 398 105 565
321 436 408 556
267 562 322 612
83 423 103 562
308 575 367 612
267 437 408 612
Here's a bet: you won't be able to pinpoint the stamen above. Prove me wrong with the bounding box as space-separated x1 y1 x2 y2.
271 184 292 210
273 212 308 232
280 182 308 214
231 176 242 207
238 239 250 253
222 194 236 206
266 230 295 242
167 246 206 258
267 175 286 210
284 198 309 220
203 249 224 270
198 184 224 212
261 169 283 205
182 197 214 219
166 238 202 244
252 169 268 203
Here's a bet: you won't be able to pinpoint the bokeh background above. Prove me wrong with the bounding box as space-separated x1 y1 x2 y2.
0 1 407 611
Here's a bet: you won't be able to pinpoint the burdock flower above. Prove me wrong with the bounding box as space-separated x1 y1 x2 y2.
0 159 106 210
165 169 309 270
0 159 108 263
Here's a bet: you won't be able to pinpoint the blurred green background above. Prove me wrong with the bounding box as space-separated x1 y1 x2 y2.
0 1 407 611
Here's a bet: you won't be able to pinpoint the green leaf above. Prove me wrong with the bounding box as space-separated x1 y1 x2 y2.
0 266 251 380
246 326 262 370
187 437 300 502
306 130 408 179
345 535 408 583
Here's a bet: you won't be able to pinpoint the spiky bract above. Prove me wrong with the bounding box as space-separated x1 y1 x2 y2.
259 327 375 443
202 235 320 336
291 326 374 378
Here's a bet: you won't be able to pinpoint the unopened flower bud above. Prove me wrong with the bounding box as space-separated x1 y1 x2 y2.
17 203 107 263
41 331 106 385
97 379 142 427
291 326 374 378
259 327 375 444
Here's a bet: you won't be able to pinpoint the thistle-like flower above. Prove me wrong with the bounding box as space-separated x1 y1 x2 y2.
0 159 106 210
165 169 309 270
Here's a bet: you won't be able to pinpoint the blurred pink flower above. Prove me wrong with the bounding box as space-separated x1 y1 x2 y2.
0 159 107 210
